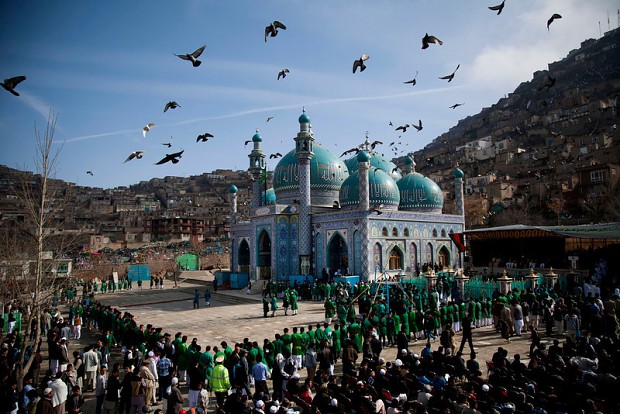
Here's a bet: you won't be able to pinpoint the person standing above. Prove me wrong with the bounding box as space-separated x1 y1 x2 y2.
204 289 211 307
211 354 230 409
139 359 156 407
251 354 270 396
458 315 475 354
512 301 524 336
156 352 172 402
95 366 107 414
50 372 68 414
564 308 581 342
262 295 270 318
304 342 317 382
103 368 121 414
166 378 184 414
67 385 84 414
270 296 278 317
83 345 99 392
37 388 55 414
193 290 200 309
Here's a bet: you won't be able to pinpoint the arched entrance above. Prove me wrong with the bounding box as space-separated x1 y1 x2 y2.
327 233 348 275
388 246 403 270
258 231 272 279
438 246 450 269
238 239 250 274
426 242 434 266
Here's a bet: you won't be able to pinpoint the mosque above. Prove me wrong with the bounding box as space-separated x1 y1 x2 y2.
227 111 466 283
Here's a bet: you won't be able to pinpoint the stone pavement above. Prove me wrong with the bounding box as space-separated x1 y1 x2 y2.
71 273 560 412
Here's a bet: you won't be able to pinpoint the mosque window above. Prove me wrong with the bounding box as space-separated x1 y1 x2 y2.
404 228 410 237
441 229 446 237
432 229 438 237
392 228 398 237
382 227 388 237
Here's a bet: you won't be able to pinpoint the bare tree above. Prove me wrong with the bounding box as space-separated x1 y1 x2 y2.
3 114 77 391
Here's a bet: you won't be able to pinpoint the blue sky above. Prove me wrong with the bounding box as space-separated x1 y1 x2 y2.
1 1 617 189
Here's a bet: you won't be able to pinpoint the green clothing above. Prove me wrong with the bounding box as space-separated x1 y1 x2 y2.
291 333 304 356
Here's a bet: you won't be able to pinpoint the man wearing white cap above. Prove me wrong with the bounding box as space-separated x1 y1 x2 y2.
254 400 265 413
37 388 55 414
166 377 184 414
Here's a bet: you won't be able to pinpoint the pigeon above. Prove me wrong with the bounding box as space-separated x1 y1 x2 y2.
1 76 26 96
412 119 423 131
392 167 399 174
196 133 214 142
370 140 383 150
547 13 562 30
396 124 409 133
265 20 287 42
124 151 145 163
389 121 393 126
244 140 252 147
164 101 181 112
266 116 274 122
143 123 155 137
340 147 360 157
269 152 283 159
371 208 383 215
403 71 419 86
156 150 184 165
86 171 94 176
422 33 443 49
439 64 460 82
174 45 206 67
538 75 556 91
162 142 172 148
488 0 505 15
277 68 289 80
449 103 464 109
353 54 370 73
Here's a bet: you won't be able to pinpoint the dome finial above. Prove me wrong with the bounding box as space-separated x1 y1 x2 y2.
302 106 305 114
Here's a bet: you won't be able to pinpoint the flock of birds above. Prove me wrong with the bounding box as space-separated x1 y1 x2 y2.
1 6 565 178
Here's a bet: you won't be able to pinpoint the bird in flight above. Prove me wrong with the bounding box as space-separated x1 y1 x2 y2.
370 140 383 150
371 208 383 215
124 151 145 163
412 119 423 132
86 171 94 176
538 75 556 91
488 0 505 15
244 140 252 147
449 103 465 109
196 133 214 142
277 68 289 80
162 142 172 148
422 33 443 49
269 153 283 159
396 124 409 133
392 167 400 174
1 76 26 96
266 116 274 122
265 21 287 42
340 147 360 157
353 54 370 73
439 64 460 82
164 101 181 112
403 71 419 86
143 123 155 138
156 150 184 165
547 13 562 30
174 45 206 67
388 121 393 126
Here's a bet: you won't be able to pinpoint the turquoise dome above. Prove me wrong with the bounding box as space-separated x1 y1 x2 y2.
298 112 310 124
453 166 464 178
228 184 238 194
397 172 443 213
345 152 402 181
262 188 276 205
357 150 371 162
273 142 349 207
339 169 400 210
252 132 262 142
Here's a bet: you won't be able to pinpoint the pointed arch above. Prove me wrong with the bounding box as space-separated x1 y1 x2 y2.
238 239 250 274
327 232 348 275
388 245 404 270
257 230 272 267
409 242 418 271
426 242 434 265
438 245 450 268
373 242 383 271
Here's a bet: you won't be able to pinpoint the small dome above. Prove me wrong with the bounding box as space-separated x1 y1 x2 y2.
298 112 310 124
262 188 276 205
346 152 402 180
252 131 262 142
228 184 238 194
357 151 371 162
339 169 400 210
404 156 414 165
453 166 464 178
397 172 443 213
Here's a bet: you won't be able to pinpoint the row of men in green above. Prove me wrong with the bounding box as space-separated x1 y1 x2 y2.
92 278 133 294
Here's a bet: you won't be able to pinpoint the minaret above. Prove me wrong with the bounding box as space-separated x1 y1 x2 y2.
294 109 314 275
405 155 415 174
248 130 266 209
454 164 465 216
228 184 238 225
357 147 371 211
357 148 371 281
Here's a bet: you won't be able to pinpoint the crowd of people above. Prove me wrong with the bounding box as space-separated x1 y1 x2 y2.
1 274 619 414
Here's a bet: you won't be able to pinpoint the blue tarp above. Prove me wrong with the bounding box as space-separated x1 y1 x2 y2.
127 265 151 281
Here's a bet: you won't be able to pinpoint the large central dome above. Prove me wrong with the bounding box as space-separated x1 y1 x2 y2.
273 142 349 207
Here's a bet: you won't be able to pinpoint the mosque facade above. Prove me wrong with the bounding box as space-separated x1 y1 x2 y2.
228 111 466 282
